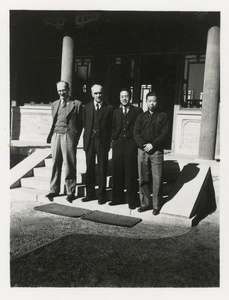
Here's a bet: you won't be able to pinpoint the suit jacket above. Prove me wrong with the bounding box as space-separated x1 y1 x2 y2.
112 105 143 142
47 99 83 144
134 110 169 153
83 101 113 152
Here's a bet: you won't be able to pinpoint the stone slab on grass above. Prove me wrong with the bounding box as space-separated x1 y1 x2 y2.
161 163 216 218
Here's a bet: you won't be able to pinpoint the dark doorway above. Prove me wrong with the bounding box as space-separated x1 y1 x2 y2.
140 54 178 149
108 55 135 109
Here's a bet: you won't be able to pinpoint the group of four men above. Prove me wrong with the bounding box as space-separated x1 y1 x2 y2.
46 81 169 216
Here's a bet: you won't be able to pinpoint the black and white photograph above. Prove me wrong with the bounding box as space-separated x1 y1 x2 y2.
1 0 229 299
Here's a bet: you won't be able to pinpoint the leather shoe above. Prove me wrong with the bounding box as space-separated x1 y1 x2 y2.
66 194 75 203
109 201 120 206
98 199 106 205
46 192 59 201
129 205 137 210
109 200 125 206
138 207 151 213
81 196 97 202
152 209 160 216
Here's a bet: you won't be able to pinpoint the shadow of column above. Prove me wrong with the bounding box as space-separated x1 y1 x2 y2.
165 163 200 201
11 106 21 140
162 163 217 226
191 168 217 226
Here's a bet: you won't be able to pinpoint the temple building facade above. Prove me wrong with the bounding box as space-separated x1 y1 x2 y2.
10 11 220 159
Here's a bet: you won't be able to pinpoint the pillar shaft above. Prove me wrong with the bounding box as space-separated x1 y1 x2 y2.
198 26 220 160
61 36 74 95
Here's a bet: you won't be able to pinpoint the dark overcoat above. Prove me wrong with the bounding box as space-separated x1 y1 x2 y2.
83 101 113 152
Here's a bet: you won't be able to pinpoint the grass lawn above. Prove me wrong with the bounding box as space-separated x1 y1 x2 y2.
10 217 219 287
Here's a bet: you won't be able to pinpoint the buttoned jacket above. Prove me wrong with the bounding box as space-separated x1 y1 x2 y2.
112 105 143 142
83 101 113 152
134 110 169 152
47 99 83 144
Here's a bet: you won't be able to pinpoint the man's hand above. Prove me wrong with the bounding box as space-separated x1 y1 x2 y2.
143 143 153 153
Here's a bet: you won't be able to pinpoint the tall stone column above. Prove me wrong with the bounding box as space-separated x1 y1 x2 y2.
198 26 220 160
61 35 74 96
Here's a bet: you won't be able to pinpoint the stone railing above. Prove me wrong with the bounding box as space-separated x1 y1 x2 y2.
11 104 52 143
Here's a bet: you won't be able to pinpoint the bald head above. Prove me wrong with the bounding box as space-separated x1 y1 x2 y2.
91 84 103 103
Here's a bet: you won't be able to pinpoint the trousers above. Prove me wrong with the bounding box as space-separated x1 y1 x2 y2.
112 138 139 206
85 136 109 199
50 132 77 195
138 149 164 210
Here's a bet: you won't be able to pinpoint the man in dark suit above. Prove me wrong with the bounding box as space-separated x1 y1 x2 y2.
46 81 83 202
109 88 143 209
82 84 113 204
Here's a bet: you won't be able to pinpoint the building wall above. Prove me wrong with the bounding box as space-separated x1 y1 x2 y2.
11 103 220 158
173 109 202 155
11 105 52 143
10 12 220 156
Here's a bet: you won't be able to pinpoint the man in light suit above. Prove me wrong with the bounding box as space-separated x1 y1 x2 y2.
46 81 83 202
109 88 143 209
82 84 113 204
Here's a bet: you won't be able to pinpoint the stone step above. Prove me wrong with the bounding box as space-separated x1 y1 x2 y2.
44 158 52 168
77 173 84 184
44 149 85 165
76 179 173 196
45 159 179 183
10 148 51 188
31 164 173 192
163 182 174 196
11 180 173 204
75 184 86 198
77 148 86 157
21 176 50 190
163 169 180 183
75 184 112 200
21 169 112 194
107 176 113 188
11 182 173 204
78 173 112 187
10 187 48 202
10 184 113 204
33 166 52 178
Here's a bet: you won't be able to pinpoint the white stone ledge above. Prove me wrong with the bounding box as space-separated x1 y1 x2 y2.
12 105 52 114
177 108 202 116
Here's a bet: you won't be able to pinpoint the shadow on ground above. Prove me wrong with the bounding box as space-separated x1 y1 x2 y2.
11 221 219 288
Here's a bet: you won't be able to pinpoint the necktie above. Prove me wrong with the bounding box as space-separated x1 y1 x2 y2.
123 107 127 116
61 100 66 108
96 104 100 112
